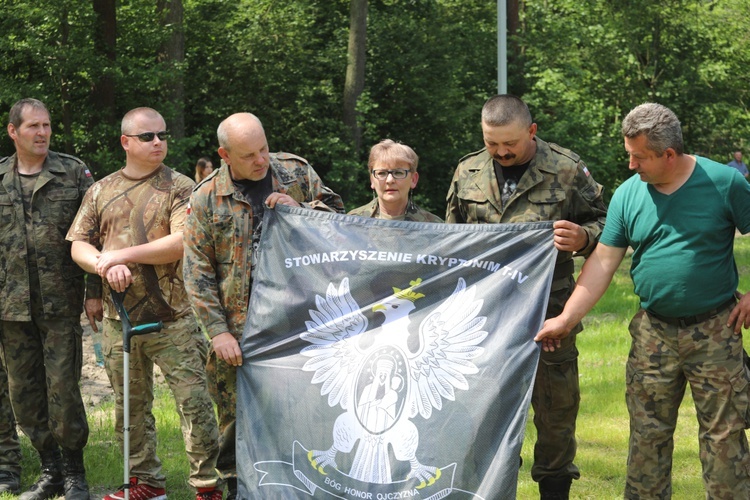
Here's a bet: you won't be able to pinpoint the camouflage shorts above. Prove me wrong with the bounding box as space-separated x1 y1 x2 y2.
625 308 750 499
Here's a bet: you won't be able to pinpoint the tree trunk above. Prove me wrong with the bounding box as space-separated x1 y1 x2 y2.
343 0 367 158
507 0 523 95
157 0 185 142
91 0 117 128
59 8 74 154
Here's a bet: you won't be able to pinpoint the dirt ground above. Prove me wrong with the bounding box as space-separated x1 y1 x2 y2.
79 315 165 408
79 317 113 407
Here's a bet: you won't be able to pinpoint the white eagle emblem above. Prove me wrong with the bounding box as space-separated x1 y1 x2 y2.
301 277 487 486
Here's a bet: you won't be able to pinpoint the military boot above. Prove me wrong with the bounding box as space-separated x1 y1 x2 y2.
225 477 237 500
539 476 573 500
0 469 21 494
19 450 64 500
61 449 90 500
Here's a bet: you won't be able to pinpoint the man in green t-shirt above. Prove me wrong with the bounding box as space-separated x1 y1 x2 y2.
536 102 750 499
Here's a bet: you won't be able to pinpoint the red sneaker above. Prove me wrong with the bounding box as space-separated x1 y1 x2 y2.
102 477 167 500
196 487 223 500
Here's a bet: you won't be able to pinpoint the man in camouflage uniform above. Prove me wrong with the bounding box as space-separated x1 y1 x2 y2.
0 98 100 500
446 95 607 499
183 112 344 499
537 102 750 498
67 107 222 500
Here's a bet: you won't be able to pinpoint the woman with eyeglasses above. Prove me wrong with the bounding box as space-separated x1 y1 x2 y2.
348 139 442 222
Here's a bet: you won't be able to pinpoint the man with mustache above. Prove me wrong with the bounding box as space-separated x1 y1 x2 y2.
445 94 608 499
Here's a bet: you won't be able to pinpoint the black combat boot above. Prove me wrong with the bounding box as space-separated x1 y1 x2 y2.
19 450 65 500
0 469 21 494
61 449 90 500
225 477 237 500
539 476 573 500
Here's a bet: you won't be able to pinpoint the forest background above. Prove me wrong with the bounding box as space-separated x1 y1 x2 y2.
0 0 748 214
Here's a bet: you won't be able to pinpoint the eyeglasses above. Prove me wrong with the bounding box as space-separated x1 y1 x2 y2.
370 168 411 180
124 131 170 142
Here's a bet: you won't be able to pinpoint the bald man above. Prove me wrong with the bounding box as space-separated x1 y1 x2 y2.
183 112 344 498
68 107 221 500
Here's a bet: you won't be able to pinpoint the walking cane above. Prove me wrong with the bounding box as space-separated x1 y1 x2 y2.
110 289 163 500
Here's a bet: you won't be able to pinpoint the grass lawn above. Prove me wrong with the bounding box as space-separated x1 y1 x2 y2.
4 237 750 499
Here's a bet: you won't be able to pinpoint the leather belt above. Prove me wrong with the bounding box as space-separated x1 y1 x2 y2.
647 297 737 328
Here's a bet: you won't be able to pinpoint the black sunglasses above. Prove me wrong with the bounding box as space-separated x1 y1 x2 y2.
125 131 170 142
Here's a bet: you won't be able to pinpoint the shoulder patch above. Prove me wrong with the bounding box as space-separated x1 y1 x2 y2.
458 148 487 164
274 152 310 165
548 143 580 163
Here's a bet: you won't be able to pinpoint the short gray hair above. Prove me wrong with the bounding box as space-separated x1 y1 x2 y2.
481 94 532 128
9 98 48 128
368 139 419 172
621 103 683 155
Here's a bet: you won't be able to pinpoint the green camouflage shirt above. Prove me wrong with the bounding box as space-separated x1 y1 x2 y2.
184 152 345 339
0 151 99 321
348 199 443 222
446 137 607 305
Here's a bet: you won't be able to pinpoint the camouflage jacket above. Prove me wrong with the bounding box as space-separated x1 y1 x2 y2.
446 137 607 302
348 199 443 222
184 153 345 339
0 151 99 321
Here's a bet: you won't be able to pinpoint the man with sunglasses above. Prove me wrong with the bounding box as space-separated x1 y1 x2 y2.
445 95 608 500
0 98 99 500
67 107 222 500
183 112 344 499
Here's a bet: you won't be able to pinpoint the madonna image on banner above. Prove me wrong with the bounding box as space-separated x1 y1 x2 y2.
236 205 557 499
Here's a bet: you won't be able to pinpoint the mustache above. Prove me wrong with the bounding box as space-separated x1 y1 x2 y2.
494 153 515 161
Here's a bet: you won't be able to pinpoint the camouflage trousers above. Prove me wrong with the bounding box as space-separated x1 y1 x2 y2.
206 347 237 478
530 281 582 483
0 343 21 475
625 309 750 499
102 315 220 490
0 315 88 454
531 330 581 482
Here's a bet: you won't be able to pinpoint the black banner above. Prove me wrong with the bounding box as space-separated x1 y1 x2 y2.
237 205 557 499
